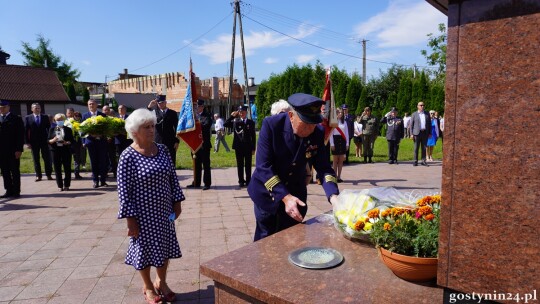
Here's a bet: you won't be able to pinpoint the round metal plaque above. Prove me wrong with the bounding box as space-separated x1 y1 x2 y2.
288 247 344 269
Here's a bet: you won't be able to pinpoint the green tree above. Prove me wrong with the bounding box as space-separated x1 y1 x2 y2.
83 88 90 103
355 87 368 116
397 76 413 114
421 23 447 82
310 61 326 97
65 82 76 102
345 74 362 113
101 94 106 107
20 34 80 84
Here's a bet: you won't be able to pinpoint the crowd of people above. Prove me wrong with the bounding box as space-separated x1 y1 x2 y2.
0 94 444 303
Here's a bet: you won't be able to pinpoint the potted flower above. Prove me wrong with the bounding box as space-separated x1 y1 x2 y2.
369 194 441 282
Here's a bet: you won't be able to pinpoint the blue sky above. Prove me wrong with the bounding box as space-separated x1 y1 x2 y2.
0 0 447 84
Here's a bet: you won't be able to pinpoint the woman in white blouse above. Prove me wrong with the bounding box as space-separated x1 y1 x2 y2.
353 115 363 158
329 109 349 183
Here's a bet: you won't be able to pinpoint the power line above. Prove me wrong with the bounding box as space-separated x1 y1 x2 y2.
104 11 233 79
242 14 435 69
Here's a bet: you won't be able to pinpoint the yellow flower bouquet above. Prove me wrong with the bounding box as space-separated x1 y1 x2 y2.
79 116 125 138
333 187 416 243
65 118 81 140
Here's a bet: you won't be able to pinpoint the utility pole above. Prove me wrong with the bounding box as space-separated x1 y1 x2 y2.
362 39 368 84
227 0 251 119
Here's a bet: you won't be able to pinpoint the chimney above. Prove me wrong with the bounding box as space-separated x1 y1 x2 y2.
0 50 10 65
124 68 128 76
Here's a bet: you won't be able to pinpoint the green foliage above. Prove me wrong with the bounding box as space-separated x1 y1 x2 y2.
369 201 441 258
100 94 105 107
83 88 90 103
19 34 80 84
397 76 413 114
421 23 447 82
345 74 362 113
65 82 76 102
355 87 368 116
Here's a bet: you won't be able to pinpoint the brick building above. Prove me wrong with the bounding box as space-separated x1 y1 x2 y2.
107 69 245 116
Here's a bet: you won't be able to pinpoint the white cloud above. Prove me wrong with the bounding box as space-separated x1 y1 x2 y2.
81 60 91 66
196 24 318 64
354 0 446 48
264 57 278 64
296 54 316 64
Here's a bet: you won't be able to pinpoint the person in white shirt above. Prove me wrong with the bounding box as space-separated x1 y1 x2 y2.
403 112 411 138
353 115 363 158
213 114 230 153
329 109 349 183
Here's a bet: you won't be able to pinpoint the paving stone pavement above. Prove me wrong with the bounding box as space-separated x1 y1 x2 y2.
0 160 442 303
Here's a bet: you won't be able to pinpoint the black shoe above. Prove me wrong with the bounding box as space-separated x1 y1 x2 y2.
35 177 42 182
239 182 245 188
394 160 398 165
93 182 99 188
413 162 418 166
368 158 373 163
202 186 210 190
11 193 20 198
388 160 394 164
63 187 70 191
47 176 54 180
186 184 200 188
59 188 64 192
75 174 83 180
100 182 109 187
363 157 367 163
0 192 13 198
421 161 429 167
337 178 344 183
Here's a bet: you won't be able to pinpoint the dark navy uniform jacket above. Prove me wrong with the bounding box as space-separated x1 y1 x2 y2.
247 112 339 214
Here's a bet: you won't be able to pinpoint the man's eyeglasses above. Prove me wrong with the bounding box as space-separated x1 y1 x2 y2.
418 104 425 107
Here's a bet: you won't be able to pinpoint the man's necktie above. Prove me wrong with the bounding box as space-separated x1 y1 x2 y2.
36 115 40 125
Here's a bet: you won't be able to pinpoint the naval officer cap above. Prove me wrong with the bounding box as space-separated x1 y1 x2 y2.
197 99 205 106
237 105 248 111
157 95 167 103
0 100 9 106
287 93 323 124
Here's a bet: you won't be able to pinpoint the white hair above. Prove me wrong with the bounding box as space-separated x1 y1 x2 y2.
270 99 292 115
125 108 157 138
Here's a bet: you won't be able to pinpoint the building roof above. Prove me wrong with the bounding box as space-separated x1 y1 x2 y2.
0 65 70 102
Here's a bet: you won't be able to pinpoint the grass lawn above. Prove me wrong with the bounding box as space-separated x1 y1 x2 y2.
19 135 443 173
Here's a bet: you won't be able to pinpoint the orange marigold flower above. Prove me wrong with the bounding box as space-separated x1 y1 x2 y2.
392 207 407 216
383 223 392 231
368 208 380 219
353 220 365 231
418 205 433 215
395 219 400 225
424 214 435 221
381 209 391 217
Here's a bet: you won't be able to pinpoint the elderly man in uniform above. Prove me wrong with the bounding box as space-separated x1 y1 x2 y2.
248 93 340 241
0 100 25 198
380 107 404 164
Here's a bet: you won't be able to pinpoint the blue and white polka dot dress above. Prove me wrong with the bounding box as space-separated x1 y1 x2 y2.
117 143 185 270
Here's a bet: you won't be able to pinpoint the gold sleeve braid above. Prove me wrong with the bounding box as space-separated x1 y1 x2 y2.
325 175 337 184
264 175 281 191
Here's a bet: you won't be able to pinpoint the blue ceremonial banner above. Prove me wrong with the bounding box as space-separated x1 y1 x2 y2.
176 59 203 153
177 81 196 133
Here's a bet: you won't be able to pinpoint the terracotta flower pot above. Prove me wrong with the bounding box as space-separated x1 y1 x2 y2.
378 247 438 282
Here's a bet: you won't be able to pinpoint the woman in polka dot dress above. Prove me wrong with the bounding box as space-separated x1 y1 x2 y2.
117 109 185 304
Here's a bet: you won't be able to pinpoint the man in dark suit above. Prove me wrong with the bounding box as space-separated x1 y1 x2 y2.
115 105 132 157
0 100 25 198
248 93 340 241
147 95 179 167
25 103 53 181
224 105 256 188
380 107 404 164
410 101 432 166
187 99 213 190
82 99 109 188
342 104 355 164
